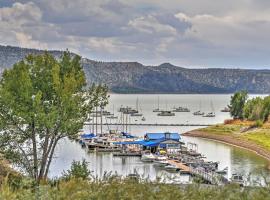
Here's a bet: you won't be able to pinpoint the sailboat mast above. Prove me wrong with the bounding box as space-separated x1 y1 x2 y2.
158 96 160 110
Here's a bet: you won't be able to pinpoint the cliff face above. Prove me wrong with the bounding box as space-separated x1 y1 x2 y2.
1 45 270 93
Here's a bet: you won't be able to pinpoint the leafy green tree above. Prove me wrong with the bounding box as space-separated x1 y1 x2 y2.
229 90 248 119
243 97 264 120
0 52 108 183
262 96 270 122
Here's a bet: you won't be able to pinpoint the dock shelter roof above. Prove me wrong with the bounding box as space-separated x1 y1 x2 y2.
114 139 175 147
114 139 164 147
145 133 180 141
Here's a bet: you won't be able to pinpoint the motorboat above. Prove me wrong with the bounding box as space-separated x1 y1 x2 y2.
153 156 169 167
193 110 204 116
221 107 230 112
172 106 190 112
203 112 216 117
164 164 179 172
158 111 175 116
141 152 156 162
203 101 215 117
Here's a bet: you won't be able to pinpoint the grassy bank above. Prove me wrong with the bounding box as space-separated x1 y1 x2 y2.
1 178 270 200
184 120 270 161
0 155 21 186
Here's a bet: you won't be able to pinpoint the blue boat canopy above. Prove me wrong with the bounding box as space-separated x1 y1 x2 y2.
80 133 96 139
145 133 180 141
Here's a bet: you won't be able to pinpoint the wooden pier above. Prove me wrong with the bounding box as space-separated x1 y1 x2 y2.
168 159 228 185
84 122 212 127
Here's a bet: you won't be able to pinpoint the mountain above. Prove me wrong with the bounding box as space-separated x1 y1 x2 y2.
0 44 270 94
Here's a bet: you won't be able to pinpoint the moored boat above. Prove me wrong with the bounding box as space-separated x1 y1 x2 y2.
193 110 204 116
157 111 175 116
221 107 230 112
172 106 190 112
141 152 156 162
203 112 215 117
153 156 168 167
164 164 179 172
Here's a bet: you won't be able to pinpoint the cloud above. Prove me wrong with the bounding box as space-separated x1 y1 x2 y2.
0 1 270 68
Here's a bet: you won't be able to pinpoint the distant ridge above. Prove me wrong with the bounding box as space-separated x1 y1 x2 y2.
0 44 270 94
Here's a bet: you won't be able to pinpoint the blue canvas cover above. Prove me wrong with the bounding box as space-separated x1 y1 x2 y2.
145 133 180 141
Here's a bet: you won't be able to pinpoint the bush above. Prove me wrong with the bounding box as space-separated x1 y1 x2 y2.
255 120 263 128
62 159 91 180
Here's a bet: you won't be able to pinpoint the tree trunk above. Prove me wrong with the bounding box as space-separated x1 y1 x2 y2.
37 128 51 182
44 137 60 178
31 121 38 181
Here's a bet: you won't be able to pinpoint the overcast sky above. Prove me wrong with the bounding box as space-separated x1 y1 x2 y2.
0 0 270 68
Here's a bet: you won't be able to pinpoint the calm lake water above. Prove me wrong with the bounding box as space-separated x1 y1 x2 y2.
50 94 270 184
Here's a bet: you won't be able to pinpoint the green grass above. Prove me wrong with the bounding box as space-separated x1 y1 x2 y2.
199 124 270 152
1 178 270 200
199 124 242 135
244 130 270 151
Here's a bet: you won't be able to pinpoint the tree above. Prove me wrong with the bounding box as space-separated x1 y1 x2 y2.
0 52 108 183
243 97 264 121
229 90 248 119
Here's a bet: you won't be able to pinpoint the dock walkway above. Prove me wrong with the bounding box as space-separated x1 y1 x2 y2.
168 159 228 185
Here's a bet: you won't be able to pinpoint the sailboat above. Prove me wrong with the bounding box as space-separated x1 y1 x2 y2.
131 98 143 117
157 101 175 116
193 101 204 115
106 105 118 119
203 101 216 117
153 96 162 112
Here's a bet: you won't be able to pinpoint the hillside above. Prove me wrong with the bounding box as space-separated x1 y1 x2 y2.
1 44 270 94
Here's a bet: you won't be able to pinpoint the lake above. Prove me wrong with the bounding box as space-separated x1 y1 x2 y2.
50 94 270 185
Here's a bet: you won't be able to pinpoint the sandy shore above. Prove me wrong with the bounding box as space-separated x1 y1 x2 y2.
183 130 270 163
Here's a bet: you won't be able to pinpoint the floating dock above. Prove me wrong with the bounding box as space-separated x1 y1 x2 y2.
113 152 141 157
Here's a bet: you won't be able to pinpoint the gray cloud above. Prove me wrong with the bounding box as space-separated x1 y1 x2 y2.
0 0 270 68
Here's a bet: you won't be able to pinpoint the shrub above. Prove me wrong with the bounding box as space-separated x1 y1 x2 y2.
62 159 91 180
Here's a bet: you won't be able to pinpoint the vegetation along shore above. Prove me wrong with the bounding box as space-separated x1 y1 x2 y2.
184 91 270 163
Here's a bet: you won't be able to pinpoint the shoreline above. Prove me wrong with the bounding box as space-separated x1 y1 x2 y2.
182 130 270 163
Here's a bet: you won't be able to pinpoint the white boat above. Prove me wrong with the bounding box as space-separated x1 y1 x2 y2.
203 101 215 117
141 152 156 162
203 112 215 117
172 106 190 112
193 101 204 115
153 96 162 112
164 164 179 172
153 156 168 166
193 110 204 115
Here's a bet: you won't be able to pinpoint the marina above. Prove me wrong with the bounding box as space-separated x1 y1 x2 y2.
50 94 270 186
77 130 230 185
